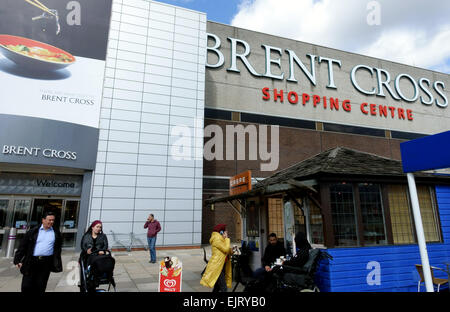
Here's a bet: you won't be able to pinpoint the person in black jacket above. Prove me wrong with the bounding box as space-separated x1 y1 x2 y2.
80 220 109 266
13 211 62 293
253 233 286 280
282 231 311 268
261 232 311 292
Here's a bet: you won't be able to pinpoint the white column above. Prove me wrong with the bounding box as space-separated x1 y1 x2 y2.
407 172 434 292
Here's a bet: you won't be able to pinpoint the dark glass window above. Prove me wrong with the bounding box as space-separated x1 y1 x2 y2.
390 131 427 140
204 108 232 121
323 123 385 137
308 198 324 245
359 183 387 245
330 183 358 246
329 183 441 247
241 113 315 130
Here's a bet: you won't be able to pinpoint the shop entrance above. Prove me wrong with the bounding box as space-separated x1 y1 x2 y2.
0 197 80 251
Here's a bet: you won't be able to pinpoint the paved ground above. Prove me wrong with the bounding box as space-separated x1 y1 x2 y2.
0 246 245 292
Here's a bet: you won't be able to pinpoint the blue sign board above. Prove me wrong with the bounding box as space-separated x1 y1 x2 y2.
400 131 450 173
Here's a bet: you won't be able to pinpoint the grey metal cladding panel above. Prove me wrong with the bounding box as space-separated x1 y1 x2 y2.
0 114 99 170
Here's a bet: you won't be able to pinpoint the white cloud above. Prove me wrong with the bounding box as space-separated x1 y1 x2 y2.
231 0 450 73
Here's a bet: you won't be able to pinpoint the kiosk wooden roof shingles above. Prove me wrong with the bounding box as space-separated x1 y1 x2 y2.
206 146 450 204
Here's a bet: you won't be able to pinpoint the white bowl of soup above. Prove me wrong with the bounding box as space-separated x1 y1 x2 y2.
0 34 75 71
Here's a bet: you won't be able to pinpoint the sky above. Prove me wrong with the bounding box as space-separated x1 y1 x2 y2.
155 0 450 75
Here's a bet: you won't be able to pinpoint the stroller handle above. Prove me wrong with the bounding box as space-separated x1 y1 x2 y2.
90 249 111 256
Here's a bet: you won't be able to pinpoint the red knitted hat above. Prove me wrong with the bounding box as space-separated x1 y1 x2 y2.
213 224 226 232
90 220 102 229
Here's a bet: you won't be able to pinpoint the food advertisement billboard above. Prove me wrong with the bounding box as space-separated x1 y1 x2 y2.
0 0 112 128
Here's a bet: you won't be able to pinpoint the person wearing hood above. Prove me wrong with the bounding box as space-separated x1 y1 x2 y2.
200 224 232 292
282 231 312 268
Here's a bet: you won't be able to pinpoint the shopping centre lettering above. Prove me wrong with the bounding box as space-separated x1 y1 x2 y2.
206 33 448 113
2 145 77 160
261 87 414 120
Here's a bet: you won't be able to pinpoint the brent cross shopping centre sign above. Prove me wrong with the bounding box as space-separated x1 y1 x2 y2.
206 33 448 123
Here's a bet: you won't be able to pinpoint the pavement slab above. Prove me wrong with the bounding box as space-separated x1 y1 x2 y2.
0 245 248 293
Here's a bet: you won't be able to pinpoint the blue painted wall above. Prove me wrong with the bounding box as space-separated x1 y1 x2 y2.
316 185 450 292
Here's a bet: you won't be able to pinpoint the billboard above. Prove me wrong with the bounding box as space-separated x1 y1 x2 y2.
0 0 112 128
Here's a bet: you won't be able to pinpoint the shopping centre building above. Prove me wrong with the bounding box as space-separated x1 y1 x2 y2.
0 0 449 291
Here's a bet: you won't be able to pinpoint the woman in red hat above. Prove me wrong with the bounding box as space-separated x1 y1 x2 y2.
200 224 232 292
81 220 109 265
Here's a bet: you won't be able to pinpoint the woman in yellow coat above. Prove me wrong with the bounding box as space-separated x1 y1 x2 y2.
200 224 232 292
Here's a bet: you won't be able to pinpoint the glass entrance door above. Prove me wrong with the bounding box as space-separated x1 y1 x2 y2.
30 199 63 230
61 200 80 247
1 197 80 251
0 199 9 251
11 199 32 249
30 198 78 247
12 200 32 233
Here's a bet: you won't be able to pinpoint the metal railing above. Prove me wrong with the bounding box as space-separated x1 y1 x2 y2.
109 230 148 252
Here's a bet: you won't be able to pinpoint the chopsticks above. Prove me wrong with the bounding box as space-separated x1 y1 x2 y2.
25 0 56 17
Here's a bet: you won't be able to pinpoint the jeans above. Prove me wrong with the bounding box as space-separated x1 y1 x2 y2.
147 236 157 262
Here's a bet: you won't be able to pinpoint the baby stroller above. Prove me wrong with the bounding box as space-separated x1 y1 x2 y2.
79 250 116 292
273 248 333 292
231 243 257 292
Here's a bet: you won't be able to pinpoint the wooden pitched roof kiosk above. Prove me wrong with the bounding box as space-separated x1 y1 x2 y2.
205 146 450 276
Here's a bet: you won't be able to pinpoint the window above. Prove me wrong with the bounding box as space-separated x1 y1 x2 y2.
329 183 442 247
246 201 260 237
268 198 284 239
308 198 324 245
293 199 306 238
388 184 441 244
417 186 440 242
330 183 358 246
388 184 415 244
359 183 387 245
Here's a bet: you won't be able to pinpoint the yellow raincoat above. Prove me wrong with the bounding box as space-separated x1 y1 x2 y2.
200 231 232 289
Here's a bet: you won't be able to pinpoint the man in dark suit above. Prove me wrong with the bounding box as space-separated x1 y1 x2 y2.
14 211 63 293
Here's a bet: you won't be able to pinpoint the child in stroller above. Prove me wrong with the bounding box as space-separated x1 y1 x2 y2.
79 220 116 292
